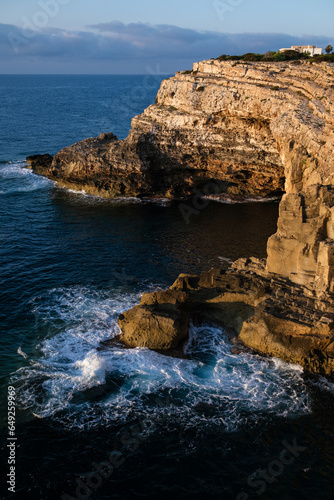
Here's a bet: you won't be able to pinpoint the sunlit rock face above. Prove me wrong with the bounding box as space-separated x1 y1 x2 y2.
30 59 334 294
118 262 334 376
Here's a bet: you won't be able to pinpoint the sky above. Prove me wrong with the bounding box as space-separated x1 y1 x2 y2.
0 0 333 74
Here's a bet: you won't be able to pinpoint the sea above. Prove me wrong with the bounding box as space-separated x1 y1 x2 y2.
0 75 333 500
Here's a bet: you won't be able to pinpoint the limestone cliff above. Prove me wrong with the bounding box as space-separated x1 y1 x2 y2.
30 58 334 294
29 59 334 373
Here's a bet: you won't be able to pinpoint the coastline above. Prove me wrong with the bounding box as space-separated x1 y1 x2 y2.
26 58 334 375
2 67 334 500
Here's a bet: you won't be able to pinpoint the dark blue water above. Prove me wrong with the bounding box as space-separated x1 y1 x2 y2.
0 76 334 500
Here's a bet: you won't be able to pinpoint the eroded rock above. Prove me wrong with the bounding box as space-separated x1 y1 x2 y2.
118 305 189 350
27 58 334 371
26 154 53 171
118 261 334 375
28 59 334 293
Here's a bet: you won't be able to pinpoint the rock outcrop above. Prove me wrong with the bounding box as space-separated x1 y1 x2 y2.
29 59 334 292
29 58 334 374
118 295 189 351
29 59 333 202
27 154 53 171
118 259 334 375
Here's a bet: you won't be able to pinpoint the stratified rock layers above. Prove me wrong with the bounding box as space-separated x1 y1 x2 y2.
32 59 334 293
118 260 334 375
30 59 334 372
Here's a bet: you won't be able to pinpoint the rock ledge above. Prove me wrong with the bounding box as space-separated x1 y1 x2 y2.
118 258 334 375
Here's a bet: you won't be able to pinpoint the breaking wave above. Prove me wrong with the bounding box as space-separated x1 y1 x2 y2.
0 162 54 194
10 285 311 431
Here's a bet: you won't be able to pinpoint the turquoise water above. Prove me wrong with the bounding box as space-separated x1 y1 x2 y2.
0 75 334 500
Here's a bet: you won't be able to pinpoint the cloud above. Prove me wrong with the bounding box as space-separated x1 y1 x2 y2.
88 21 212 45
0 21 333 74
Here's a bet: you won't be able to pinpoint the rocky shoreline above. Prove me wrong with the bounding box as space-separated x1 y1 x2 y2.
28 58 334 375
118 258 334 375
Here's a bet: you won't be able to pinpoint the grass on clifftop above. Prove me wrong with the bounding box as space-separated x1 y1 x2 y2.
216 51 334 63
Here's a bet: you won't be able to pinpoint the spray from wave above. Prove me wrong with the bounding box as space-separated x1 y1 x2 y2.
10 285 312 431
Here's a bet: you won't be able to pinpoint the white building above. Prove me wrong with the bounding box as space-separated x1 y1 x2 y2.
279 45 323 56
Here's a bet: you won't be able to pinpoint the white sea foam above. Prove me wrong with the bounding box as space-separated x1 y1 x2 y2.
64 188 88 196
17 347 28 359
218 256 233 264
60 189 144 204
58 186 172 206
203 195 280 204
0 162 54 194
11 286 311 430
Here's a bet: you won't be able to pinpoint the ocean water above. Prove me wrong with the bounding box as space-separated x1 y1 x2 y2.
0 75 334 500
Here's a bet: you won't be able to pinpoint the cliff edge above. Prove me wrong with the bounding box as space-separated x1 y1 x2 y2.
29 59 334 374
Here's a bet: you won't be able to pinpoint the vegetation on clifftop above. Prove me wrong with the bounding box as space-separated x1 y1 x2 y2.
216 50 334 63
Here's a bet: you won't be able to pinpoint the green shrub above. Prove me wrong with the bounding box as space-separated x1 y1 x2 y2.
215 51 334 63
310 53 334 63
241 53 263 61
217 54 242 61
271 52 286 61
281 50 307 60
263 51 275 60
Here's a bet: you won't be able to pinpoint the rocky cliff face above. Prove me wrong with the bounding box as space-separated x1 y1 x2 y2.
30 59 334 373
30 58 334 294
32 59 306 200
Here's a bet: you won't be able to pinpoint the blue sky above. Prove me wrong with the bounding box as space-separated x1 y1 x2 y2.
0 0 333 73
